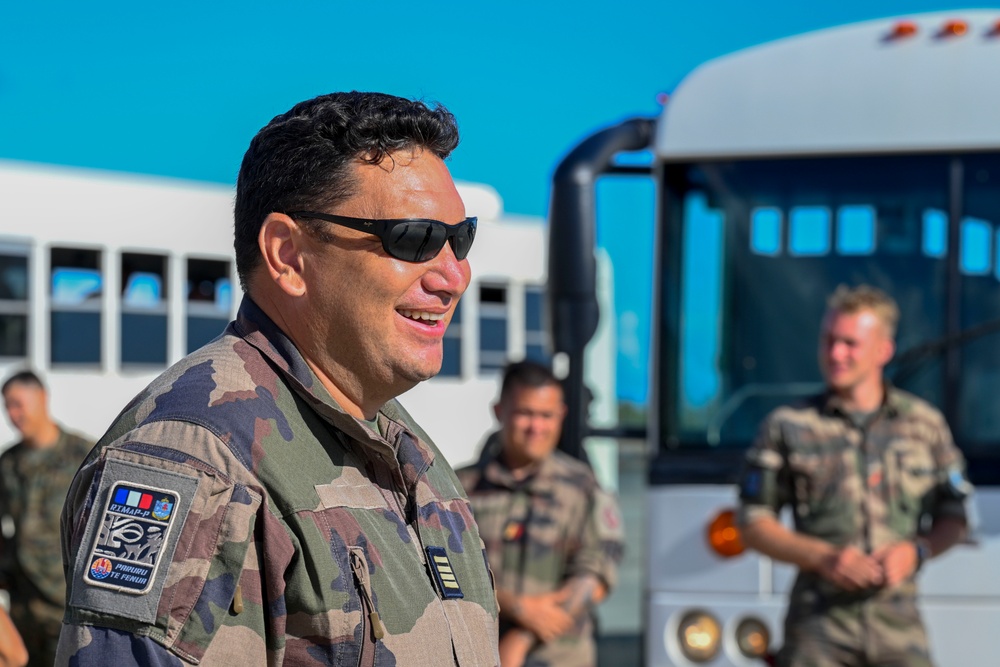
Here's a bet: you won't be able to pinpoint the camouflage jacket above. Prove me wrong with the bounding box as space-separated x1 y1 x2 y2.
738 387 969 601
456 434 624 666
57 297 500 666
0 428 92 616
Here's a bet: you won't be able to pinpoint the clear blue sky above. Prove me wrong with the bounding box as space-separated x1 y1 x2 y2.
1 1 984 403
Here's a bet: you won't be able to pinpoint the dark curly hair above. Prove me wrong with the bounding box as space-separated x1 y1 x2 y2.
234 91 460 289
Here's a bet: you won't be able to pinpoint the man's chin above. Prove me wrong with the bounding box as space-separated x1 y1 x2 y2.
396 359 443 385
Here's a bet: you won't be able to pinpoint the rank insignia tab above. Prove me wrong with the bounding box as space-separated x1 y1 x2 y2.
426 546 464 599
83 481 181 594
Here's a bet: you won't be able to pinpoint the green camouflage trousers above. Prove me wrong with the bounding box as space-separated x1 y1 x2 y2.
777 578 933 667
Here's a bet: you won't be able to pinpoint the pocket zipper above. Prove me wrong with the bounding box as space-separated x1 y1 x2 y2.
350 550 386 640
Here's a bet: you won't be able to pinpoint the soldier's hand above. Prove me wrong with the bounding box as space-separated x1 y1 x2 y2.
498 629 534 667
872 541 918 588
818 545 883 590
513 592 574 642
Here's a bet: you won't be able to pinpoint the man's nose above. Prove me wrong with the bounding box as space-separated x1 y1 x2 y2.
423 242 470 296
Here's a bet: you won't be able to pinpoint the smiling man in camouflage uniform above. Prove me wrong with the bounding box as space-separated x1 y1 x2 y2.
738 285 971 667
457 361 624 667
57 92 500 666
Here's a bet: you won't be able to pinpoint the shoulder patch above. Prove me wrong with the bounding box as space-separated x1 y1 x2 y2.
426 546 464 599
70 457 199 623
84 482 180 593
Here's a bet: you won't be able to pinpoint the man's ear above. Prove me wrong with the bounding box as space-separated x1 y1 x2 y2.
258 213 307 297
492 401 503 423
878 337 896 367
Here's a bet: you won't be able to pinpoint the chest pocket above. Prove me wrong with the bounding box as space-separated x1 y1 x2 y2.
786 444 851 516
889 443 938 514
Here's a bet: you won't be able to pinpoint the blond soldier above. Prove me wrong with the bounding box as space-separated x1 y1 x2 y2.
737 285 971 667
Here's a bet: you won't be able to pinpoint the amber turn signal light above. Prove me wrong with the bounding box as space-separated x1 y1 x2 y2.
707 508 745 558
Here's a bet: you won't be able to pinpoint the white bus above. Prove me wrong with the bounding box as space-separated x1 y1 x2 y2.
547 9 1000 666
0 159 557 468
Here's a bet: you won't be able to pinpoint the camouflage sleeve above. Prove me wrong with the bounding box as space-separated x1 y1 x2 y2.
0 452 13 588
567 485 625 592
927 412 972 522
58 424 263 666
737 411 789 527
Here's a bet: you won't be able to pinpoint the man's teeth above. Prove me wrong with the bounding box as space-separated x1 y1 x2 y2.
399 310 444 323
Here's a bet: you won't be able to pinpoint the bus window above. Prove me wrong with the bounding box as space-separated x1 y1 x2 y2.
837 205 876 255
0 244 30 358
679 192 724 431
922 209 948 258
524 285 549 364
479 284 508 373
439 299 462 378
121 253 167 366
662 155 950 449
186 258 232 353
750 207 781 256
960 218 992 275
50 247 101 365
959 155 1000 448
789 206 831 256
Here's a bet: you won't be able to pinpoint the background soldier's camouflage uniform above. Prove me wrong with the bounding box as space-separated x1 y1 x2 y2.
738 387 969 667
57 298 500 666
457 434 624 667
0 427 92 667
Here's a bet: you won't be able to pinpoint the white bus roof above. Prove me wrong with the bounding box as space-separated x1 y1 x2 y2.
657 9 1000 161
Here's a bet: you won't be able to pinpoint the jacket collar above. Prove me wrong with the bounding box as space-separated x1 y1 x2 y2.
231 296 435 470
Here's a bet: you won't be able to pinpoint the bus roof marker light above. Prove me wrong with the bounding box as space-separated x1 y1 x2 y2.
988 19 1000 37
937 19 969 38
886 20 918 40
707 508 745 558
656 92 670 106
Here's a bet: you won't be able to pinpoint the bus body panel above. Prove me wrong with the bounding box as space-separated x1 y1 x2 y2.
658 10 1000 161
647 486 1000 664
0 161 546 467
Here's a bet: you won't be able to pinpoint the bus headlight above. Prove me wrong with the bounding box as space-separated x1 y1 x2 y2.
735 617 770 659
677 611 721 662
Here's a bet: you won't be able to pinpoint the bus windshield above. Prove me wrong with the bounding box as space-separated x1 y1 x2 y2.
657 153 1000 482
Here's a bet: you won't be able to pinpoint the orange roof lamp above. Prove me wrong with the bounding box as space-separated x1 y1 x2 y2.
888 20 919 39
938 19 969 38
706 508 745 558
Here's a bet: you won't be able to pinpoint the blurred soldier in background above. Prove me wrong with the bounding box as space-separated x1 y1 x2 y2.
458 361 624 666
738 285 972 667
0 371 92 667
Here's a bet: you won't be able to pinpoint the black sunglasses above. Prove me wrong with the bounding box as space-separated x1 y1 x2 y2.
288 211 477 263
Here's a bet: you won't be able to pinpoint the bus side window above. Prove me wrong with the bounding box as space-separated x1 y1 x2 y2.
121 253 168 366
479 284 508 373
0 244 30 358
679 192 724 430
186 258 232 354
750 207 782 255
837 206 876 255
50 247 102 366
922 209 948 258
789 206 831 256
960 217 992 275
524 285 549 365
439 298 462 378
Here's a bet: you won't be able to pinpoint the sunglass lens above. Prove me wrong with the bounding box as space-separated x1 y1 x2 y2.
388 221 447 262
451 222 476 260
